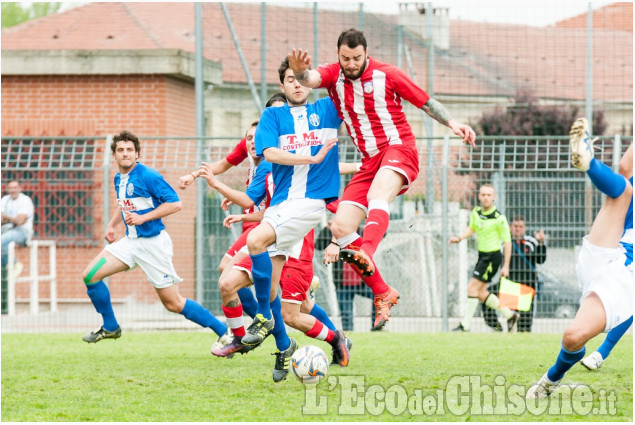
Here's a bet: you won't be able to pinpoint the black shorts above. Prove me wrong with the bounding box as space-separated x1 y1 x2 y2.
472 251 502 283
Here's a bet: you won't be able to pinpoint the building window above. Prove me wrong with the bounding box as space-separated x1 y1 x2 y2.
1 139 98 245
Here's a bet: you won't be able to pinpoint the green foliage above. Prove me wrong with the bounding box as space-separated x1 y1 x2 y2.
472 89 608 137
1 332 632 421
1 2 61 29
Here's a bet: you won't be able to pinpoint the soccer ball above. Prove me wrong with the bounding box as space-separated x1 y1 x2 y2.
290 345 329 384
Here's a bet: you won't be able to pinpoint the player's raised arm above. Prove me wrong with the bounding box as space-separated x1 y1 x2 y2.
288 49 322 88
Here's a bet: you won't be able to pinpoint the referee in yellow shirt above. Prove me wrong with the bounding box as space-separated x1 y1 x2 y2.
449 184 519 332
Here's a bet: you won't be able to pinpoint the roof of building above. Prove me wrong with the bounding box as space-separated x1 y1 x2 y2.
2 2 631 101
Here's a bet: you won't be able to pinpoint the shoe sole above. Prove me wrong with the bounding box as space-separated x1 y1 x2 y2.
340 249 375 277
569 119 590 170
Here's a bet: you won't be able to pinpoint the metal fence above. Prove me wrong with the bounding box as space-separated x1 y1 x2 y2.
1 135 631 334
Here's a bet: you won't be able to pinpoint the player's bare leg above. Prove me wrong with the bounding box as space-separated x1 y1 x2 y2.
330 202 400 330
81 251 129 343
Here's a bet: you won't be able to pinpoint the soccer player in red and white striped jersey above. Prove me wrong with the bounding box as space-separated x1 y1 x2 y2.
289 28 476 330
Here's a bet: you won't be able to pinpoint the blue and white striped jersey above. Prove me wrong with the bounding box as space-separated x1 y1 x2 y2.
620 176 633 266
114 162 180 238
245 160 273 208
255 97 342 206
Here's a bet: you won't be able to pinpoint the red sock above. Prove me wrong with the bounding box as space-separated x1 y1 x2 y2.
305 319 334 343
222 305 245 338
361 208 389 257
345 237 390 295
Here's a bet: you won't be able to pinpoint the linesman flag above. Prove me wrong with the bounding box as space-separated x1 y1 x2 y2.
498 277 536 311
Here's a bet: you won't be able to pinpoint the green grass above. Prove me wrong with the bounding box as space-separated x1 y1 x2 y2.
1 332 632 421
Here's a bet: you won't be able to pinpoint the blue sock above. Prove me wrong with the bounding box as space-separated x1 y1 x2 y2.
310 303 336 331
86 280 119 332
598 316 633 359
270 295 290 351
238 287 257 318
587 158 627 198
180 299 228 337
250 251 272 320
547 344 586 382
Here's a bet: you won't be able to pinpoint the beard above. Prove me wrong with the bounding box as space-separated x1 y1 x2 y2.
340 58 368 80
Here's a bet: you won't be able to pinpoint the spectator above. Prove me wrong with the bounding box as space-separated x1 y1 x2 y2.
1 180 34 271
482 216 547 332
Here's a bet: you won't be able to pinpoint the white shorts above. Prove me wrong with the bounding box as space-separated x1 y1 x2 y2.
105 230 183 289
576 236 633 331
262 198 325 257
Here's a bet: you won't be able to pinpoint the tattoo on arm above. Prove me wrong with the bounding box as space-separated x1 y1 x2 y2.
295 70 321 87
421 98 453 127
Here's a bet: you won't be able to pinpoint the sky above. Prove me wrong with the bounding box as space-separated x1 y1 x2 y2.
56 0 618 27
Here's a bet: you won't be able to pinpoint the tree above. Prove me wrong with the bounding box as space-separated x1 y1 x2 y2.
1 2 62 29
472 89 607 137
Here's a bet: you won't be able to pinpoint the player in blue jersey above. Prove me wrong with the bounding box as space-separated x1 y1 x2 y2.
81 130 229 344
240 57 348 362
527 120 633 399
580 141 633 370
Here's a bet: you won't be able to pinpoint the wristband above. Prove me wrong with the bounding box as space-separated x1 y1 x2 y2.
329 241 340 249
189 172 197 179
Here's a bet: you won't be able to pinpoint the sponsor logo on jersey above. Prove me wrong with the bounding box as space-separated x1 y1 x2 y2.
117 198 137 211
283 131 324 151
290 292 302 297
126 183 134 196
388 159 400 163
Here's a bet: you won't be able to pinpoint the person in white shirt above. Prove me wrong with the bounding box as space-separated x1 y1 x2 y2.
1 180 34 267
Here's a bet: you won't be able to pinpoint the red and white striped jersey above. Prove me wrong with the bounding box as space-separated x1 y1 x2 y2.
317 57 430 159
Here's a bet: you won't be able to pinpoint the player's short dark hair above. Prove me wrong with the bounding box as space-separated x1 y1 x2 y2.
111 130 140 155
266 92 287 107
245 120 259 137
512 215 526 223
337 28 367 51
278 57 311 84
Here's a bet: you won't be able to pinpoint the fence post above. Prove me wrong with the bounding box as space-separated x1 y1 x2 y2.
441 135 449 331
7 241 16 316
29 240 38 314
613 134 622 170
103 136 112 287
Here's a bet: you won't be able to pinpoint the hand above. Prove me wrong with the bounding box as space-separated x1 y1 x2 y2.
104 225 116 243
311 138 337 164
534 229 546 244
449 236 461 244
124 211 146 226
288 48 312 73
323 243 340 265
220 198 233 211
223 214 243 229
199 162 217 187
448 121 477 148
500 265 509 278
178 173 195 190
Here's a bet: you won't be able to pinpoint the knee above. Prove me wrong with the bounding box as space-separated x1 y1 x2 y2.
562 325 588 351
330 219 353 239
218 276 234 298
163 299 184 313
281 307 298 327
82 267 93 285
246 233 264 253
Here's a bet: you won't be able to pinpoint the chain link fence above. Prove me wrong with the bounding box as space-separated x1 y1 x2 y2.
2 136 630 334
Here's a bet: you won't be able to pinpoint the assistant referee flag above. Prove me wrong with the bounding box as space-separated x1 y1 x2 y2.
498 277 536 311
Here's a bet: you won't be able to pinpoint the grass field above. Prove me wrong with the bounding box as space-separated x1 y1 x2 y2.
1 331 632 421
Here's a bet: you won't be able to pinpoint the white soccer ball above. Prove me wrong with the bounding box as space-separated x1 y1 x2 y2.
290 345 329 384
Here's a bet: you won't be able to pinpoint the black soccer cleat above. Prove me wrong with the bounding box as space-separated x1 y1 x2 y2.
272 338 298 382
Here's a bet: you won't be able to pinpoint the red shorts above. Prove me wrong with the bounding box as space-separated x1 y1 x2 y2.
232 256 313 304
341 144 419 211
280 259 313 304
225 224 257 258
232 254 253 279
